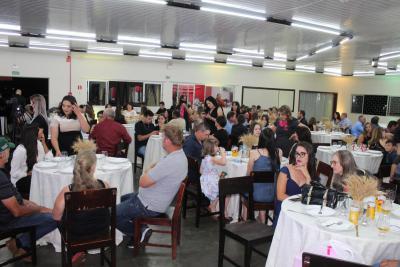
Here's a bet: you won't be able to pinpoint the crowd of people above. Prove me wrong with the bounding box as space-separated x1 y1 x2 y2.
0 90 400 266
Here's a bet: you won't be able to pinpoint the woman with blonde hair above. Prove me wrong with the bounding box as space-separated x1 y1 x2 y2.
368 127 386 152
53 141 109 264
30 94 49 140
330 150 358 191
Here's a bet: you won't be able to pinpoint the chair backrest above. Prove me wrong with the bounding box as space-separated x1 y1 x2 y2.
171 182 186 225
377 164 391 179
117 140 130 158
218 176 254 227
331 139 346 146
316 161 334 187
64 188 117 242
302 253 370 267
250 171 275 183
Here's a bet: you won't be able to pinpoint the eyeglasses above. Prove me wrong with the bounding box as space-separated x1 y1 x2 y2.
295 152 307 158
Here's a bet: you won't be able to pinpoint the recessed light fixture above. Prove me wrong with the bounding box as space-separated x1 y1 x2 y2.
201 0 266 14
200 6 265 20
0 23 21 31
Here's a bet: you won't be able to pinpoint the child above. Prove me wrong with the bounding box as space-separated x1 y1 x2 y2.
384 140 397 165
200 138 227 213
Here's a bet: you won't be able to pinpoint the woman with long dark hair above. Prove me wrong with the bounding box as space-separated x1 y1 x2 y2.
245 128 281 223
178 95 190 131
231 101 240 114
204 96 224 134
114 105 126 124
274 141 318 226
332 112 341 126
10 125 52 196
50 95 90 156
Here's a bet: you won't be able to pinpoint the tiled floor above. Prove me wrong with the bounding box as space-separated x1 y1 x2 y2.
1 169 270 267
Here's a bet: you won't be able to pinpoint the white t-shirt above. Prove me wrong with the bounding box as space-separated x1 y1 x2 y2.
10 141 53 185
50 115 81 133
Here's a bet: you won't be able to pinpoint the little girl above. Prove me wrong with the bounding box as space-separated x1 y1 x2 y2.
200 137 227 213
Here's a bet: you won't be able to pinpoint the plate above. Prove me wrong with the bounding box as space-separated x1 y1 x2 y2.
107 157 129 164
305 205 336 217
317 217 354 231
35 161 58 169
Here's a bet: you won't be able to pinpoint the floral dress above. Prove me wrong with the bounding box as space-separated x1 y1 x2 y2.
200 155 220 201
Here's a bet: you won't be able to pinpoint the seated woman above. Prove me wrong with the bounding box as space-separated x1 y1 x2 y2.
358 122 373 145
52 142 109 264
10 125 52 197
274 141 318 227
245 128 281 223
155 114 166 132
250 122 262 147
308 117 317 131
330 150 358 191
369 127 386 152
123 102 137 118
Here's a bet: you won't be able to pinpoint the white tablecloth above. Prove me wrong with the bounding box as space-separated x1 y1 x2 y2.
123 123 136 163
316 146 383 174
266 197 400 267
30 157 134 252
311 131 348 144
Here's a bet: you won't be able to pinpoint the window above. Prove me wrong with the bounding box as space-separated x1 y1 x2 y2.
108 81 143 107
242 87 295 110
145 83 162 106
351 95 363 113
363 95 387 116
299 91 337 121
388 96 400 116
87 81 107 106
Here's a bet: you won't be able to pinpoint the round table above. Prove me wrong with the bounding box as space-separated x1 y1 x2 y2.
123 123 136 163
266 197 400 267
316 146 383 174
311 131 349 144
30 156 134 252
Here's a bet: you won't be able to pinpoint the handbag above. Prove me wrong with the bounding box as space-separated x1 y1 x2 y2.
301 181 342 208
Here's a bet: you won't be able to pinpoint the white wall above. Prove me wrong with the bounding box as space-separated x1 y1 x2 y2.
1 47 400 124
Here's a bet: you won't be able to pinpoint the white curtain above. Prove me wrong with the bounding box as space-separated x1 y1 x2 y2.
299 92 334 121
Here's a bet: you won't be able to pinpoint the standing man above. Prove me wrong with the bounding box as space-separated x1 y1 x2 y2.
135 110 158 157
297 110 307 125
116 125 187 247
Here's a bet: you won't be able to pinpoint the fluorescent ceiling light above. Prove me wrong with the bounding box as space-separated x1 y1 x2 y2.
117 36 160 44
324 72 341 76
139 54 171 60
227 62 252 67
380 53 400 61
186 58 214 63
292 22 341 35
263 62 286 70
46 35 96 42
0 44 8 47
234 53 264 59
340 37 350 45
201 0 266 14
233 48 264 55
0 23 20 31
180 48 216 54
186 54 214 61
180 42 216 50
379 51 400 57
227 58 252 64
46 29 96 38
386 70 400 75
132 0 167 5
353 71 375 76
30 41 69 48
30 47 69 52
0 31 20 36
296 65 315 72
200 7 265 21
296 55 309 61
315 45 333 54
87 50 123 56
89 46 123 52
117 42 160 48
292 17 341 30
139 51 171 59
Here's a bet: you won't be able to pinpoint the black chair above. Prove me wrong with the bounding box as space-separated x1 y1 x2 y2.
312 143 330 154
240 171 275 224
302 252 370 267
316 161 334 187
218 176 274 267
331 139 346 146
376 164 391 179
60 188 117 267
0 227 37 266
182 156 218 227
116 140 130 158
134 134 144 174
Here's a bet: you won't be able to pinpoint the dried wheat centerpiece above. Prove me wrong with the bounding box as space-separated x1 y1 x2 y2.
72 139 97 153
342 135 355 145
346 174 378 202
239 134 259 149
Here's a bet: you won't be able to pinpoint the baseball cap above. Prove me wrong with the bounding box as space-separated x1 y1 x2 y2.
0 137 15 152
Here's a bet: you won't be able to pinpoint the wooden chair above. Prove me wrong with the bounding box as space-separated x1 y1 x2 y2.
240 171 275 224
302 252 370 267
218 176 274 267
133 182 186 260
316 161 334 187
182 156 218 228
61 188 117 267
134 134 144 173
312 143 330 154
0 227 37 266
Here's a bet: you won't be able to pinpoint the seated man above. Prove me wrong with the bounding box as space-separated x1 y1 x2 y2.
168 110 186 132
0 137 57 261
231 114 248 147
116 125 188 247
135 109 158 156
339 112 352 133
90 108 132 156
351 115 366 138
183 121 210 162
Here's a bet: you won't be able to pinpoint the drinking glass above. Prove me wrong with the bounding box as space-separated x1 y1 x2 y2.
232 146 238 157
